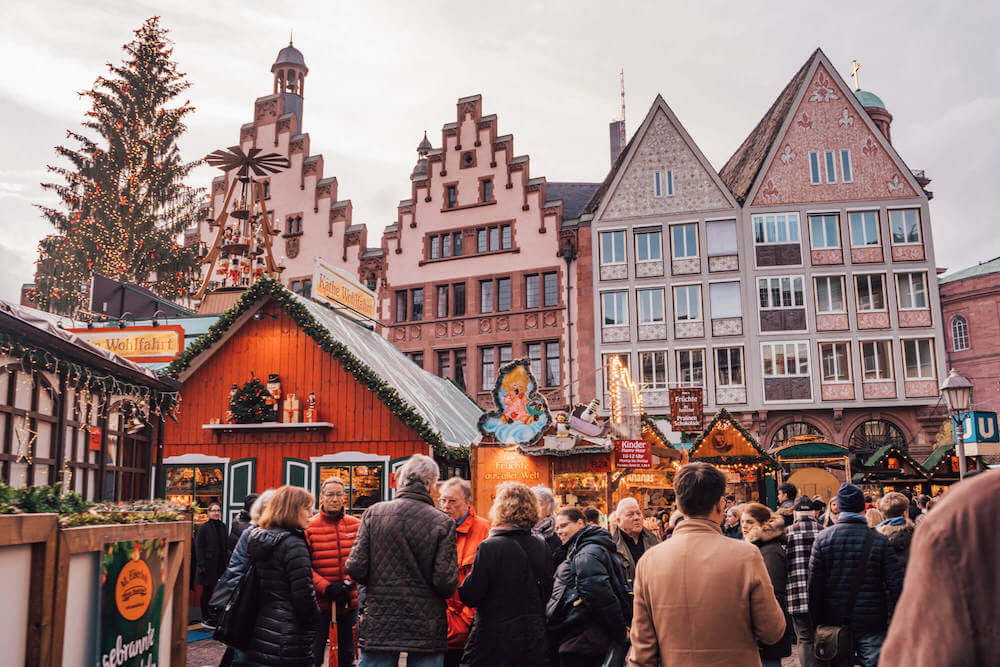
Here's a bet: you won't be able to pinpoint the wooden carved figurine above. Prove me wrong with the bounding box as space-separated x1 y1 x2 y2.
304 391 317 423
265 373 281 422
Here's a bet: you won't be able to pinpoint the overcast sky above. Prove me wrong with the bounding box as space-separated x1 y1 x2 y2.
2 1 998 301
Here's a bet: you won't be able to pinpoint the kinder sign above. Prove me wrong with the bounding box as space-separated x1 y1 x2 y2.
68 325 184 363
312 257 376 322
614 439 652 469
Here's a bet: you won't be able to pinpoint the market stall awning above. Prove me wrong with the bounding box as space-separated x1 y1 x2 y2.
851 445 929 484
771 437 849 462
920 444 977 482
688 408 781 471
165 279 483 451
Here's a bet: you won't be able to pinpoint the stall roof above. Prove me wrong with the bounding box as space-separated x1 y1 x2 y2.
851 445 929 483
0 299 177 390
164 279 483 450
771 438 849 460
688 408 781 469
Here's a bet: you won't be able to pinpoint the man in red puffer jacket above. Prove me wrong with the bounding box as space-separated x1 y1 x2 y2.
306 476 360 667
437 477 491 667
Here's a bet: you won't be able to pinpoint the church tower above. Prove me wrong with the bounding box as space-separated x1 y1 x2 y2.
271 40 308 125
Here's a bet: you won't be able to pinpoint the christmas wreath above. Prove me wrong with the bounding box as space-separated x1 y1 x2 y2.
229 376 271 423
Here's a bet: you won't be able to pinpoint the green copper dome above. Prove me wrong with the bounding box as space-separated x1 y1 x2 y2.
854 89 886 110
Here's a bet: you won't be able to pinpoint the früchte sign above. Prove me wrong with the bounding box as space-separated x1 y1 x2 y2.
312 257 376 321
669 387 704 431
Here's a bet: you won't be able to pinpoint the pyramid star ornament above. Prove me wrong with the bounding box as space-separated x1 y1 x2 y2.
204 146 291 178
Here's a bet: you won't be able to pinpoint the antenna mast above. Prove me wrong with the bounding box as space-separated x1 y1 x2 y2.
619 69 626 147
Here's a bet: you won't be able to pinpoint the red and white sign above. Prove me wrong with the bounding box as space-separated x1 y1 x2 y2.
614 439 652 469
89 427 102 451
669 387 704 432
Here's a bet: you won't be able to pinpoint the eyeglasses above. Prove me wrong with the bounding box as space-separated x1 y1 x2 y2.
438 498 462 506
322 492 346 498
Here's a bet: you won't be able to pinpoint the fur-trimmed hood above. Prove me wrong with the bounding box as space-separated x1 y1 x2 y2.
745 515 787 546
877 522 914 549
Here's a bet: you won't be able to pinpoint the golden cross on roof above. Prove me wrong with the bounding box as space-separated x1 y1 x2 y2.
850 59 862 91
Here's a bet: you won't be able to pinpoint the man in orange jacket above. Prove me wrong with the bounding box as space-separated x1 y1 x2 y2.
306 476 360 667
437 477 490 667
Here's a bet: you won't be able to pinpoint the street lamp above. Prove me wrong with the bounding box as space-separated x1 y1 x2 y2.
940 368 973 480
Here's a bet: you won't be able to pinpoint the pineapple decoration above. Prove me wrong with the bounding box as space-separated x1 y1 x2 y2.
196 146 292 299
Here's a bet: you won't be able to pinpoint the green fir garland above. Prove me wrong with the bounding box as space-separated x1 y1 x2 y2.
163 278 469 461
229 376 271 424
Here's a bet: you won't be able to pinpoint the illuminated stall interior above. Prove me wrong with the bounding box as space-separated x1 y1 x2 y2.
770 436 851 502
851 445 929 496
687 408 782 505
920 444 977 495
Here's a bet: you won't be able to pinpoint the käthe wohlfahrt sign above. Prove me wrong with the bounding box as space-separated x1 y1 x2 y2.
312 257 376 322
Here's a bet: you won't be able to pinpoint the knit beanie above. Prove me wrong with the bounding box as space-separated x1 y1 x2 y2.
836 483 865 514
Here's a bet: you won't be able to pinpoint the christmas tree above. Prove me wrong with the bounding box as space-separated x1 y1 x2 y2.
32 16 202 314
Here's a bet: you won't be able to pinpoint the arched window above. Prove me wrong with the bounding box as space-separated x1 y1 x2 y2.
770 421 822 449
849 419 905 456
276 70 284 94
951 316 970 351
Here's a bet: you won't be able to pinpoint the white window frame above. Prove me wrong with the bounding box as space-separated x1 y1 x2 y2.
809 213 841 250
902 338 936 380
760 341 810 378
599 229 627 265
814 275 847 314
670 222 699 260
824 150 838 183
673 284 703 322
675 348 706 388
849 210 881 248
714 346 745 388
895 271 928 310
855 273 888 313
809 152 821 185
705 219 738 257
753 213 801 245
637 287 665 324
819 342 852 383
653 170 675 197
758 275 805 309
840 150 853 183
888 208 922 245
951 316 970 352
638 350 669 390
860 339 894 381
709 280 742 319
601 290 629 327
634 228 662 263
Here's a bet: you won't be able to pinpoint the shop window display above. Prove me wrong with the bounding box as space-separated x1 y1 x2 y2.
553 472 608 513
318 463 385 515
165 465 224 521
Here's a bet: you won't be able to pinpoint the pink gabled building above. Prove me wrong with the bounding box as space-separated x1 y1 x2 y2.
379 95 599 411
192 42 376 312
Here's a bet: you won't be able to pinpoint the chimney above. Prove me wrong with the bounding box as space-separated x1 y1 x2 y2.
609 119 625 166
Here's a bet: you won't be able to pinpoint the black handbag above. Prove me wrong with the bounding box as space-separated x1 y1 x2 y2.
213 561 260 650
814 530 874 663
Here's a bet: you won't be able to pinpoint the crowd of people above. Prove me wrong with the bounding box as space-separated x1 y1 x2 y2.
196 455 999 666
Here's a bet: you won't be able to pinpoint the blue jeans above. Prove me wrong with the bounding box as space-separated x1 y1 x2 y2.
829 630 885 667
358 650 445 667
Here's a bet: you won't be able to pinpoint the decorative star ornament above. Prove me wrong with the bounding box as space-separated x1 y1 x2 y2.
204 146 291 178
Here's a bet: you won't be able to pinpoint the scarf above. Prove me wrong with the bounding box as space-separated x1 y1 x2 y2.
455 509 471 528
322 507 345 521
838 511 867 522
878 515 906 527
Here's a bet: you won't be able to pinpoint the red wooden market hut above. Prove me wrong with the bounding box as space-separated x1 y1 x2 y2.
160 279 482 522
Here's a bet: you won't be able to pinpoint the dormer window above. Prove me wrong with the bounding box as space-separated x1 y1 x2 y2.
445 185 457 209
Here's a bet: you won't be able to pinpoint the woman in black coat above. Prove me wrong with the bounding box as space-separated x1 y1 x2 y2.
241 486 320 666
459 482 554 666
547 507 630 667
226 493 258 556
741 502 793 666
194 502 228 626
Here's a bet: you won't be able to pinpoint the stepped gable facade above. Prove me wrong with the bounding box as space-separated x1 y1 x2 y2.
193 42 373 298
714 48 946 465
380 95 599 410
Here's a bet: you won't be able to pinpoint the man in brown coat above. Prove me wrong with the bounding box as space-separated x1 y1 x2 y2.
880 470 1000 666
628 463 786 666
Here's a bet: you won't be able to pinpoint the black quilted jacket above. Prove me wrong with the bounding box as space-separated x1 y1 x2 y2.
345 483 458 653
807 515 903 632
243 526 320 665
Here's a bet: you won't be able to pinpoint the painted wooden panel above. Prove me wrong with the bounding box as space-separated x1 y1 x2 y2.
752 65 918 207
